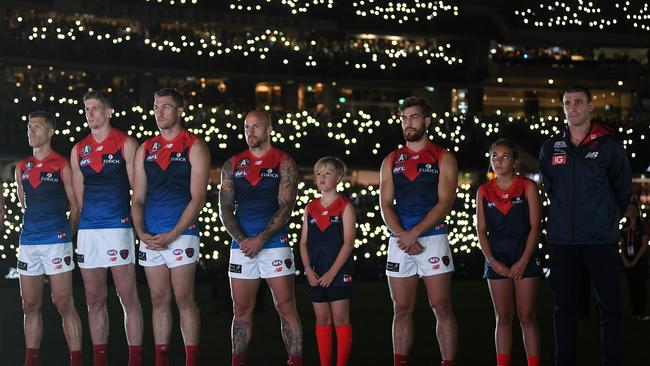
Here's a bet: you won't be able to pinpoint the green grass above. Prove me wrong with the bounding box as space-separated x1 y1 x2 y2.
0 280 648 365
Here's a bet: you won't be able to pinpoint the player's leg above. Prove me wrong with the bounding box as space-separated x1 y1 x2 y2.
170 262 200 365
20 273 45 365
230 277 262 359
111 263 143 364
267 274 303 361
488 279 515 365
49 270 82 352
312 301 333 366
388 275 418 359
423 272 457 362
144 264 173 365
330 298 352 366
514 277 540 366
80 268 110 345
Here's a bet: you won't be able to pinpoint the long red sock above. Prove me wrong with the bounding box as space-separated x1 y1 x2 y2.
288 356 303 366
24 348 40 366
335 324 352 366
315 324 333 366
128 345 142 366
155 344 169 366
497 354 511 366
185 345 199 366
441 361 455 366
527 355 540 366
394 354 408 366
93 344 108 366
70 350 82 366
231 354 247 366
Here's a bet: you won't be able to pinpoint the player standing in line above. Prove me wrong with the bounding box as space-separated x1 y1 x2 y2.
70 90 143 366
219 110 303 366
476 139 541 366
132 88 210 366
379 97 458 366
17 111 83 366
299 157 355 366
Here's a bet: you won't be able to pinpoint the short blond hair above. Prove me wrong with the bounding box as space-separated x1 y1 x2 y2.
313 156 347 182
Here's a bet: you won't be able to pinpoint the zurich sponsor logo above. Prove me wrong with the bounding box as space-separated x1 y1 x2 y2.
102 154 120 164
418 164 438 174
331 216 340 223
170 152 187 162
41 172 59 182
512 197 524 205
260 168 279 178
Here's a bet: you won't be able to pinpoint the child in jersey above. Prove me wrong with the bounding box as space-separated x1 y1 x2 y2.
299 156 355 366
476 139 542 366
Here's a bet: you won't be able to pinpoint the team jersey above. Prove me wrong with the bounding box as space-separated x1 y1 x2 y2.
231 147 290 249
479 175 531 262
390 142 447 237
143 129 199 236
305 195 353 284
76 128 132 229
18 152 71 245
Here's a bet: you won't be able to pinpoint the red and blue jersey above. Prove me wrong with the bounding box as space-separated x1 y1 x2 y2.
19 152 71 245
143 129 199 236
479 175 531 262
76 128 132 229
305 195 353 284
231 147 290 249
391 142 447 237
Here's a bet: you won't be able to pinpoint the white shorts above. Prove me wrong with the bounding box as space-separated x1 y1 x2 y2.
229 247 296 279
385 234 455 277
138 235 200 268
77 228 136 269
17 243 75 276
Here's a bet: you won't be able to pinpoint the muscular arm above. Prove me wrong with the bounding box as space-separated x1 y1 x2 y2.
218 157 247 243
122 136 139 187
62 162 80 234
69 143 85 211
255 155 298 243
475 188 493 259
15 165 25 210
130 143 149 239
379 153 404 235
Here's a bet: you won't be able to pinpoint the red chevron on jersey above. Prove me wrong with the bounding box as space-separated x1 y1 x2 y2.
232 148 284 187
20 153 66 190
391 143 445 182
144 130 198 171
76 128 128 173
481 175 528 216
306 196 350 232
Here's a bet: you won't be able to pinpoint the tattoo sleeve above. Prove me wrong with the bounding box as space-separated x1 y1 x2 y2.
219 158 247 243
280 317 303 357
232 320 249 355
256 156 298 243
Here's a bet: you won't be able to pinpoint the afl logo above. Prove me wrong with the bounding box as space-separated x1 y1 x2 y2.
52 258 62 264
234 170 249 178
392 165 407 173
107 249 117 256
272 260 282 266
428 257 440 264
81 144 92 155
151 141 161 152
173 249 183 255
80 157 92 166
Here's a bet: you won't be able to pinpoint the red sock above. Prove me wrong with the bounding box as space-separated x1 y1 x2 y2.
128 345 142 366
185 345 199 366
70 350 82 366
288 356 303 366
527 355 540 366
497 354 511 366
335 324 352 366
231 354 247 366
394 354 408 366
315 325 333 366
24 348 40 366
441 361 455 366
93 344 108 366
155 344 169 366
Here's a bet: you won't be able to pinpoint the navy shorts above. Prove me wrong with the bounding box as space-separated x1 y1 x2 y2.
483 255 542 280
306 285 352 303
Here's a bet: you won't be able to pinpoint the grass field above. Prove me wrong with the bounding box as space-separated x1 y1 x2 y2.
0 279 648 365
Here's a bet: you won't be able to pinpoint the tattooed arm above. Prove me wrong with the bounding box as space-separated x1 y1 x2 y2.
219 157 247 244
239 155 298 258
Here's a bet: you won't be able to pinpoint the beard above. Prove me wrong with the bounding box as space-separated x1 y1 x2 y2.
403 125 426 142
247 135 266 148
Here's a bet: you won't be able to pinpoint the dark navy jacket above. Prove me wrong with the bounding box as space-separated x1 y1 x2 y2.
539 123 631 246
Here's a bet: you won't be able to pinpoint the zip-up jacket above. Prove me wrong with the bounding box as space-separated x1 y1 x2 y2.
539 123 631 246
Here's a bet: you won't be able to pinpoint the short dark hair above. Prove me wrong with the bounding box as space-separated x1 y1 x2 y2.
154 88 184 108
83 90 114 109
489 138 520 160
562 84 592 102
28 111 56 129
399 96 432 118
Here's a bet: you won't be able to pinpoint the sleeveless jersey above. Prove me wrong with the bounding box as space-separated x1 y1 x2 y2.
480 175 531 263
19 152 71 245
231 147 290 249
76 128 131 229
305 195 353 284
143 129 199 236
391 142 447 237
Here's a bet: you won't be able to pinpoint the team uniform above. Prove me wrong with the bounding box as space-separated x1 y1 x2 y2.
304 195 353 302
75 128 135 268
478 175 541 279
385 142 455 277
17 152 74 276
228 147 295 279
138 130 200 268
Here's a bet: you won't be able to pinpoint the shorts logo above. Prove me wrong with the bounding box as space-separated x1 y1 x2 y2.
229 263 242 273
185 248 195 258
17 260 28 271
52 258 62 265
80 157 92 166
121 216 130 224
442 256 450 266
76 254 84 263
552 154 566 166
275 267 283 272
107 249 117 256
343 274 353 283
272 259 282 266
81 144 92 155
120 249 129 260
284 258 293 269
57 232 67 239
428 257 440 264
173 249 183 256
64 256 71 265
138 251 146 261
386 262 400 272
238 159 250 167
151 141 161 152
234 170 249 178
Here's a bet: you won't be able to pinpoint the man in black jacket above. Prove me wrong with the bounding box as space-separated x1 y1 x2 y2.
540 85 631 366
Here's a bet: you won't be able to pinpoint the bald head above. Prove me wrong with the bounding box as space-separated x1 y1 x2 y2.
244 110 273 149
